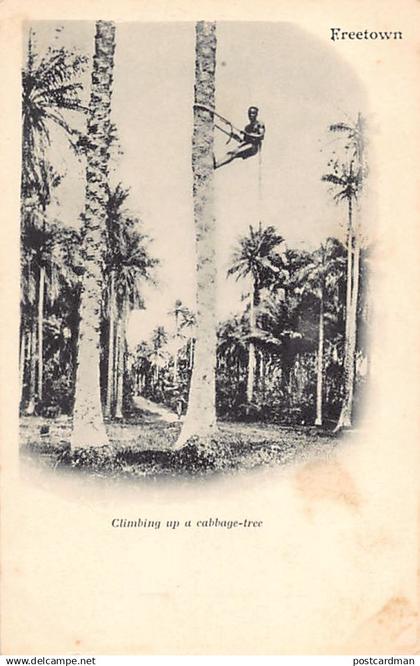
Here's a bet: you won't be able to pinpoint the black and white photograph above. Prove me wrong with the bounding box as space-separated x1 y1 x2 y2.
19 20 371 478
1 3 418 657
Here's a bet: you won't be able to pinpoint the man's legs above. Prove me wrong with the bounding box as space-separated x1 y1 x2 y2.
214 142 258 169
214 147 241 169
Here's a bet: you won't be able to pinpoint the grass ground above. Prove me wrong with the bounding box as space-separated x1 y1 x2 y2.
20 402 339 480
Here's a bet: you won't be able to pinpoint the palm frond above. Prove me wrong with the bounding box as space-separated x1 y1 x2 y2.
321 173 345 187
329 123 353 134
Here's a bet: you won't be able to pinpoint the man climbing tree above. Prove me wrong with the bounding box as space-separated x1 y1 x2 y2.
214 106 265 169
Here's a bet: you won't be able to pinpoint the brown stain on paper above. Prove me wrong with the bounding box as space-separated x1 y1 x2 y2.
343 596 419 654
295 459 360 514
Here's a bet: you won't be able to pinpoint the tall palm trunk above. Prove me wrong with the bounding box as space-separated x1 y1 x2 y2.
71 21 116 449
19 327 27 407
247 276 257 403
336 225 360 429
335 197 355 431
154 361 160 386
105 270 115 417
344 198 353 358
37 265 45 404
189 337 195 369
173 353 178 383
173 310 179 383
114 300 127 420
348 232 360 407
260 351 266 400
174 21 217 449
315 291 324 426
113 321 119 405
25 320 37 414
335 112 367 432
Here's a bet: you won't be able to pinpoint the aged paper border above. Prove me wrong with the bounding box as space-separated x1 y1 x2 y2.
0 0 419 655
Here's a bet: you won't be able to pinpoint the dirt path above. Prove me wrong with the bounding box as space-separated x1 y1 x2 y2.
132 395 179 423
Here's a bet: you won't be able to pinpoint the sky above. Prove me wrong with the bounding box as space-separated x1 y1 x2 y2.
29 21 367 347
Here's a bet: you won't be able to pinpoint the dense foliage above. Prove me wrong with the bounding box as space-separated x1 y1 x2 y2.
20 25 369 433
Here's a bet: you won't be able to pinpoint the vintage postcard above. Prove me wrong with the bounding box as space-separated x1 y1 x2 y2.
0 0 418 656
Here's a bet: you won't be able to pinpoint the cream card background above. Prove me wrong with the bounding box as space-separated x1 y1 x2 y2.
0 0 419 655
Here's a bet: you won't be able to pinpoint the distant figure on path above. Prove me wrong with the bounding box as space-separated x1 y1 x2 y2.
176 396 186 420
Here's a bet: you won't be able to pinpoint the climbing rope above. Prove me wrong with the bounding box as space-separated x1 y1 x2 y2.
194 102 265 221
256 142 264 224
193 103 242 144
258 144 263 207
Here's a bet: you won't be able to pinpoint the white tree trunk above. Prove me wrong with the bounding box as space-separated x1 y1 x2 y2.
173 351 178 384
113 320 119 405
173 310 179 383
336 115 367 432
25 321 37 415
37 265 45 404
189 338 195 369
336 222 361 430
114 302 126 420
105 270 115 417
260 351 266 398
335 198 355 431
315 294 324 426
344 198 353 359
19 327 27 407
246 276 256 403
174 21 217 449
71 22 116 449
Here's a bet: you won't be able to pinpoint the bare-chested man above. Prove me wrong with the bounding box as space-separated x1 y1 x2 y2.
214 106 265 169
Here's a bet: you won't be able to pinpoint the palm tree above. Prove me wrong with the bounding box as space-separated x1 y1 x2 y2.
22 28 87 199
43 225 82 409
217 316 249 403
21 29 87 412
21 183 82 411
179 307 196 369
71 21 116 449
149 326 169 388
168 299 193 383
228 222 286 403
113 225 157 419
20 231 38 413
132 341 153 394
174 21 217 450
329 114 366 170
103 183 130 417
322 159 361 427
20 217 82 414
294 239 345 425
322 161 359 336
322 115 366 429
172 299 183 382
22 164 63 404
103 182 158 418
256 282 304 402
332 115 367 430
22 218 60 406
